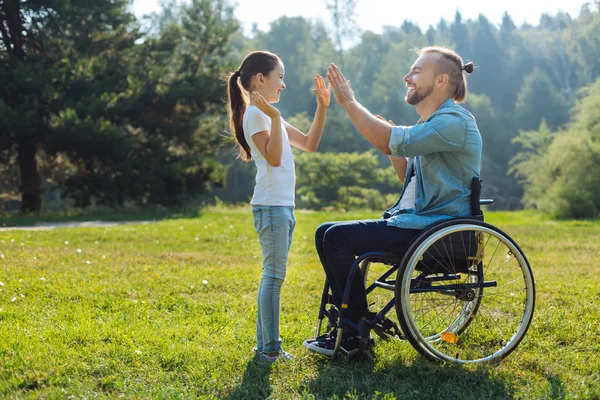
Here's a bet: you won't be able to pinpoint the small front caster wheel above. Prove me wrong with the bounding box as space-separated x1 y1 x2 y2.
346 349 373 363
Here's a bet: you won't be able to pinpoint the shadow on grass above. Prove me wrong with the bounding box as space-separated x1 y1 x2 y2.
301 354 515 399
227 357 273 400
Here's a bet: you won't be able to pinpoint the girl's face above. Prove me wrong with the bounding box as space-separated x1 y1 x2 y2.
256 62 286 103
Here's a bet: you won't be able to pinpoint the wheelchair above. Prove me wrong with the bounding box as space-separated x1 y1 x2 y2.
315 178 536 364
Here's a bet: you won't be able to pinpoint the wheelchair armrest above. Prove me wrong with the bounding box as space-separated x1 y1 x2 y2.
480 199 494 205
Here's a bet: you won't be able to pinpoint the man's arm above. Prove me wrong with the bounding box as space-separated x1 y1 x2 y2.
341 101 393 155
389 112 466 157
389 156 408 183
327 64 392 155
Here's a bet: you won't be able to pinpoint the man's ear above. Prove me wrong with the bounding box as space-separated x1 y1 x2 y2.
436 73 449 88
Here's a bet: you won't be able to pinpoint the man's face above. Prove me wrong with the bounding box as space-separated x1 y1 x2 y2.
403 53 437 106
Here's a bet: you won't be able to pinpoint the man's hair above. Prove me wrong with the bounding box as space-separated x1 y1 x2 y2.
417 46 474 103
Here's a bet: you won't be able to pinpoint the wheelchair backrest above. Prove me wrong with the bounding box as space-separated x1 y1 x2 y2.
471 177 483 217
416 177 485 274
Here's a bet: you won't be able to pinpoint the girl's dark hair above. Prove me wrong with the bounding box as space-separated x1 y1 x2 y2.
418 46 475 103
227 51 282 161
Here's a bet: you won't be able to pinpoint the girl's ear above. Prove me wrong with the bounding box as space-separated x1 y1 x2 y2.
255 73 265 86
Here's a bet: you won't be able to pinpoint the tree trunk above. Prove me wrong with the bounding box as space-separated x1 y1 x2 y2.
18 140 41 214
3 0 42 213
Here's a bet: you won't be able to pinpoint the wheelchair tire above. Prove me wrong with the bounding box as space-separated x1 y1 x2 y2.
395 219 535 363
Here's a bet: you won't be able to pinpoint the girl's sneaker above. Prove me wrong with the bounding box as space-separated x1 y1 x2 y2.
259 350 294 363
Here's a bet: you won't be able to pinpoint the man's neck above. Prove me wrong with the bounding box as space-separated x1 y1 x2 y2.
415 96 452 120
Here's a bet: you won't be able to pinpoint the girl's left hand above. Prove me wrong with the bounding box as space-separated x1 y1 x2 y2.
313 74 331 109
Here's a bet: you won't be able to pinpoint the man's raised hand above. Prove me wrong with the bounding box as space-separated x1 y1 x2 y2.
327 64 356 107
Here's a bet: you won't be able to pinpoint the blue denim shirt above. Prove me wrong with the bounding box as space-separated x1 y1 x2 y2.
384 98 482 230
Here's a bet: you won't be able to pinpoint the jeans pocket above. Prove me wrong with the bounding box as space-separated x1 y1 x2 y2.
253 208 264 233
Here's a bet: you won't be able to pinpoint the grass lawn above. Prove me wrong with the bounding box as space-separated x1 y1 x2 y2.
1 208 599 399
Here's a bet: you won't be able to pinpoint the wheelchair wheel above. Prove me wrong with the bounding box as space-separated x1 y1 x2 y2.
395 219 535 363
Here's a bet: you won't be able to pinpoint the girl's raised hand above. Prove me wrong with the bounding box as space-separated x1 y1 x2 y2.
313 74 331 109
251 91 281 119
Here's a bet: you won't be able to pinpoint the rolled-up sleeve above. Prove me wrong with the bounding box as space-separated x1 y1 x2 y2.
388 111 467 157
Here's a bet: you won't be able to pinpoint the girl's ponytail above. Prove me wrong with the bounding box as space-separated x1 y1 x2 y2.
227 71 252 161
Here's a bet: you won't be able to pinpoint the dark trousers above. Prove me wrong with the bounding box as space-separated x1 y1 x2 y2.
315 219 421 323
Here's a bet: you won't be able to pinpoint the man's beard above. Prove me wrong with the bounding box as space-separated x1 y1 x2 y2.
405 83 434 105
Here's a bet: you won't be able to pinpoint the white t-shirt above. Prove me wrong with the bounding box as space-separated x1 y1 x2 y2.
399 176 416 210
243 105 296 206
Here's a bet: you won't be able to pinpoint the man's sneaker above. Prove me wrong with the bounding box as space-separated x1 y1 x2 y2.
303 332 374 357
302 328 339 355
258 350 294 363
303 334 337 356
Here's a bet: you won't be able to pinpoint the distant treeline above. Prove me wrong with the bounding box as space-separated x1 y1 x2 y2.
1 0 599 217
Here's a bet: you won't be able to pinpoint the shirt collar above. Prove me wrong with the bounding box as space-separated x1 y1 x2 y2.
438 98 455 110
423 98 455 122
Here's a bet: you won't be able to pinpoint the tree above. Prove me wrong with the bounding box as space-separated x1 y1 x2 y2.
468 15 510 107
577 2 600 83
451 11 470 59
515 68 570 131
463 94 522 208
0 0 138 212
253 16 329 118
0 0 238 211
497 12 535 112
325 0 359 56
510 78 600 218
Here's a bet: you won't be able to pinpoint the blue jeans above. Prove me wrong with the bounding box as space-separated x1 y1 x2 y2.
252 205 296 353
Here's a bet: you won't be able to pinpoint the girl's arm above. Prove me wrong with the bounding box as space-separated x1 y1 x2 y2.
251 92 284 167
288 75 330 152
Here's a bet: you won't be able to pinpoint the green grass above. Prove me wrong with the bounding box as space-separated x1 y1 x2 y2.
1 208 599 399
0 205 200 227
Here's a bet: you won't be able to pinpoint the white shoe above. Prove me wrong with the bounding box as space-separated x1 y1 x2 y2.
259 350 293 363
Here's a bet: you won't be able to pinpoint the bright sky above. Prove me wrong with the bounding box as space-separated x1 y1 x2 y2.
132 0 592 34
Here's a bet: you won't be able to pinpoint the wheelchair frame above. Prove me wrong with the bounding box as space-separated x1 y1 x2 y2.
315 178 536 363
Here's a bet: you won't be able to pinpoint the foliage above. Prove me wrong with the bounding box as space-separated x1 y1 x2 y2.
463 94 522 209
0 0 238 211
2 1 600 214
514 68 570 131
294 150 402 210
325 0 359 54
510 78 600 218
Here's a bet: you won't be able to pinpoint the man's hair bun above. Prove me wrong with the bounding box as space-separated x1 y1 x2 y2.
463 62 474 74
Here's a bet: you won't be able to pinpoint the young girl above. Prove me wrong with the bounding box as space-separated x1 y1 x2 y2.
226 51 330 362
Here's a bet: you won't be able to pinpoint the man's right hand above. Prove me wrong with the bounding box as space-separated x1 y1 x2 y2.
375 115 395 126
327 64 356 107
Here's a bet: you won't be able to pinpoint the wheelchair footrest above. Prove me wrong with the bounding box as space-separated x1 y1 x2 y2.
372 317 405 341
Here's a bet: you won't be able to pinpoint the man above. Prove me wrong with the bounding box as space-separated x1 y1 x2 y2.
303 46 482 356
